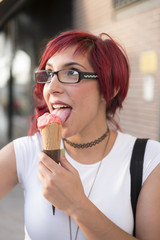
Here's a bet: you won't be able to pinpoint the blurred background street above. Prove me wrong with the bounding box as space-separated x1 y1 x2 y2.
0 110 27 240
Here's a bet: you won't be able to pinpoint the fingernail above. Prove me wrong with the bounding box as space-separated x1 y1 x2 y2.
61 149 65 157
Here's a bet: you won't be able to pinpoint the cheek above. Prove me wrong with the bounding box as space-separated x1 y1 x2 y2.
42 85 51 110
85 82 101 102
75 82 101 109
43 85 48 102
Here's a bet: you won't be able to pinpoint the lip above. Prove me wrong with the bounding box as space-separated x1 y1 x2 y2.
50 100 72 109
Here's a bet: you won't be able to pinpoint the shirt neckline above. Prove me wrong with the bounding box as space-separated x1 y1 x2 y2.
61 131 121 168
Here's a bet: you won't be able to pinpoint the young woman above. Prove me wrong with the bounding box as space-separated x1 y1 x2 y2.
0 30 160 240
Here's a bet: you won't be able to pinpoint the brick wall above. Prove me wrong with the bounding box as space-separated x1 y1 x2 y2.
73 0 160 140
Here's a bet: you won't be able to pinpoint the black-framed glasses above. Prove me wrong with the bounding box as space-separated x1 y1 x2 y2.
35 69 99 84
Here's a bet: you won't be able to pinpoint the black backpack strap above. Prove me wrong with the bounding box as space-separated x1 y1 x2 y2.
130 138 148 236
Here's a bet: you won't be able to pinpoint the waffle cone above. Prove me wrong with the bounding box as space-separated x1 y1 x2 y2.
40 122 62 150
40 121 61 215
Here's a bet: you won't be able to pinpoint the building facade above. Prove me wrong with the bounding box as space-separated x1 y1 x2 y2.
73 0 160 140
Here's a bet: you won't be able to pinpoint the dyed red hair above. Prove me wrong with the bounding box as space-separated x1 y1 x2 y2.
29 30 129 135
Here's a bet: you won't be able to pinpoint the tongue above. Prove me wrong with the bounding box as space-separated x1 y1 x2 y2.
52 108 72 124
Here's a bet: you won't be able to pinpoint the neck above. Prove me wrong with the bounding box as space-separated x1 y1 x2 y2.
63 129 117 164
63 127 109 149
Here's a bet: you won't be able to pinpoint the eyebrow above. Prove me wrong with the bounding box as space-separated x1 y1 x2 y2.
46 61 87 70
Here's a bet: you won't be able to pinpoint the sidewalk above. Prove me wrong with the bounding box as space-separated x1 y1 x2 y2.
0 109 29 239
0 185 24 240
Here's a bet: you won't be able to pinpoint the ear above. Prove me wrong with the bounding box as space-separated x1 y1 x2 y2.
100 88 119 102
112 88 119 99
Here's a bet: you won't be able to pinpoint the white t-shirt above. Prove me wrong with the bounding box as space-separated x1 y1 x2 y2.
13 131 160 240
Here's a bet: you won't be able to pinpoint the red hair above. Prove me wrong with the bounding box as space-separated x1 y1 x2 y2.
29 30 129 135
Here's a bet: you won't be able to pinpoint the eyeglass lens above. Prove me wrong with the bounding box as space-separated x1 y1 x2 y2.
36 70 79 83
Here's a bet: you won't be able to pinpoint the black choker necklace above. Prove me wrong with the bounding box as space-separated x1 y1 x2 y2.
63 127 109 149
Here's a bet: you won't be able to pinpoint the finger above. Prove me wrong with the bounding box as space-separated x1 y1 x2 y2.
37 161 47 184
38 151 59 172
60 150 78 175
37 170 44 183
37 157 54 179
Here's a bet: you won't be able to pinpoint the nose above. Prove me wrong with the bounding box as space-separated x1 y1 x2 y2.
47 73 63 94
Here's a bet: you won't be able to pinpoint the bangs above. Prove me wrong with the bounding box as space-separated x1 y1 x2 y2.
39 31 96 70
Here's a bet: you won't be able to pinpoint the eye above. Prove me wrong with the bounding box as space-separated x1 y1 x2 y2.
45 70 53 79
45 70 52 75
38 70 52 83
67 69 78 76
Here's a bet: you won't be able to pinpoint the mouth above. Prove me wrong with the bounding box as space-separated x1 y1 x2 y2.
51 103 72 124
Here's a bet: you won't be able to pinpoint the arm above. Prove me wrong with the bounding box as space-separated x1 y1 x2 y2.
0 142 18 199
72 163 160 240
136 163 160 240
38 151 160 240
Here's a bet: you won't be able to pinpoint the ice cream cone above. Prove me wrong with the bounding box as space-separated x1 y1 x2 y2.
38 113 62 215
40 122 62 164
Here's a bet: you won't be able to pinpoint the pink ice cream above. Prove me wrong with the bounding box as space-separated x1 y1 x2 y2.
38 113 62 129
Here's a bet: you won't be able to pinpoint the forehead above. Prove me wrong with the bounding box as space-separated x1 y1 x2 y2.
46 45 92 69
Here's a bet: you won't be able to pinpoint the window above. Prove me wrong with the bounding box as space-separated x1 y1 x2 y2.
113 0 141 9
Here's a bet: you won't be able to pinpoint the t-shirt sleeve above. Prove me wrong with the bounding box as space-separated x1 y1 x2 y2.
143 139 160 183
13 133 42 188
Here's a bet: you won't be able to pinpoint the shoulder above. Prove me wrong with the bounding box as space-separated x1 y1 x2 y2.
13 132 42 154
116 131 160 157
142 138 160 183
114 131 136 154
114 132 160 175
145 138 160 156
13 132 42 185
0 141 16 168
0 141 17 172
116 131 136 144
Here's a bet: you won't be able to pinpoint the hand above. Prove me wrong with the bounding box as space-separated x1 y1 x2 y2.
37 150 86 216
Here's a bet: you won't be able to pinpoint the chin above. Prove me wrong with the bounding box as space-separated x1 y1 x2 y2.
61 127 72 139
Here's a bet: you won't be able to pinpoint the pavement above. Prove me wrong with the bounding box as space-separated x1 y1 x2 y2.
0 108 29 240
0 185 24 240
